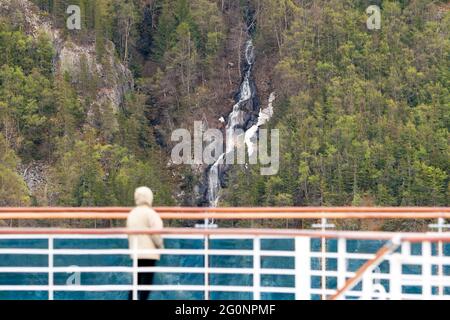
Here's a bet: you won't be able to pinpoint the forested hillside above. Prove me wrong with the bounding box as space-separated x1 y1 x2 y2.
0 0 175 207
223 0 450 209
0 0 448 211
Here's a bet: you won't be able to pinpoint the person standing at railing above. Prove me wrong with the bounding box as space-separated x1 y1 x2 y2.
127 186 164 300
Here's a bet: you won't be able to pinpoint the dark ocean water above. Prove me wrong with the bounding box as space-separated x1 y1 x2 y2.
0 237 448 300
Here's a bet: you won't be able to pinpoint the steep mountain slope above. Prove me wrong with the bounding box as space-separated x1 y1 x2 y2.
0 0 448 222
0 0 174 207
222 1 449 219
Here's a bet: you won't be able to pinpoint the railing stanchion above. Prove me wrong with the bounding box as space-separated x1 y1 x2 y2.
389 251 402 300
422 241 432 299
295 236 311 300
438 238 444 297
312 217 335 300
430 217 447 297
204 234 210 300
438 233 444 297
48 236 54 300
132 243 138 300
253 236 261 300
337 238 346 292
321 233 326 300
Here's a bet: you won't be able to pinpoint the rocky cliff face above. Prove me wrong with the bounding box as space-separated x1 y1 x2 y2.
0 0 53 36
58 40 134 131
1 0 277 207
1 0 135 199
1 0 133 113
58 41 134 113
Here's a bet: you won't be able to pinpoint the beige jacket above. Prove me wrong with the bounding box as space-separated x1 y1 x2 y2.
127 187 164 260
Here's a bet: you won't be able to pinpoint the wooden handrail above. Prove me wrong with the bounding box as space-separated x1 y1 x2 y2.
0 207 448 220
1 206 448 213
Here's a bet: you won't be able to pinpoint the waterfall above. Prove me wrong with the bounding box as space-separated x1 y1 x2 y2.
244 92 276 157
206 39 255 209
207 153 225 207
206 38 275 212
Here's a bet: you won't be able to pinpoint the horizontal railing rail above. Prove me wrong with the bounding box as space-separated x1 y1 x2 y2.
0 207 449 220
0 228 449 242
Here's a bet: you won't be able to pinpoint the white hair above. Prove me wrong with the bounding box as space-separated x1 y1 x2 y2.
134 186 153 207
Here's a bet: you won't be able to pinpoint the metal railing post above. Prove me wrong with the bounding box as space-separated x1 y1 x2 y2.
312 217 335 300
320 234 326 299
48 236 54 300
389 252 402 300
295 236 311 300
422 241 432 299
429 217 449 297
438 237 444 297
253 236 261 300
204 234 209 301
132 243 138 300
337 238 346 291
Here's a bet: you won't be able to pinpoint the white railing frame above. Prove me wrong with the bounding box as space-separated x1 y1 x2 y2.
294 237 310 300
132 242 138 301
254 236 261 300
48 236 54 301
0 233 449 300
204 234 209 301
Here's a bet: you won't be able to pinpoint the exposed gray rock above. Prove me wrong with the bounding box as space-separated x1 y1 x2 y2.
2 0 134 114
18 161 48 196
59 40 134 113
2 0 135 202
0 0 52 36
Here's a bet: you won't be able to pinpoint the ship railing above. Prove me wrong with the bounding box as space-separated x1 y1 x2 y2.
0 226 449 300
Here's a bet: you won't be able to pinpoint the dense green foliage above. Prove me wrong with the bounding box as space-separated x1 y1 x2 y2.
224 0 449 207
0 1 174 206
0 0 448 212
0 133 30 206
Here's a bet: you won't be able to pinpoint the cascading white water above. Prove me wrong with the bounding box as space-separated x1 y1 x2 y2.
245 92 276 156
207 40 255 207
207 153 225 207
206 39 275 211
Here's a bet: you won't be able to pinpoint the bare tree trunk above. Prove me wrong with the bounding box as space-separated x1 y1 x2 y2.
275 28 282 56
123 19 131 64
187 36 191 95
238 28 243 79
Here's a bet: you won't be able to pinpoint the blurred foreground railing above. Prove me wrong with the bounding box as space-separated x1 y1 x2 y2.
1 207 449 300
0 228 449 300
0 206 449 220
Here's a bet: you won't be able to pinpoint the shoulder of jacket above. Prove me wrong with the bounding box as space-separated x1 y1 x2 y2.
128 206 159 217
147 208 161 218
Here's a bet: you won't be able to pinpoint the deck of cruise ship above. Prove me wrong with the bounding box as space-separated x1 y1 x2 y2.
0 207 449 300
